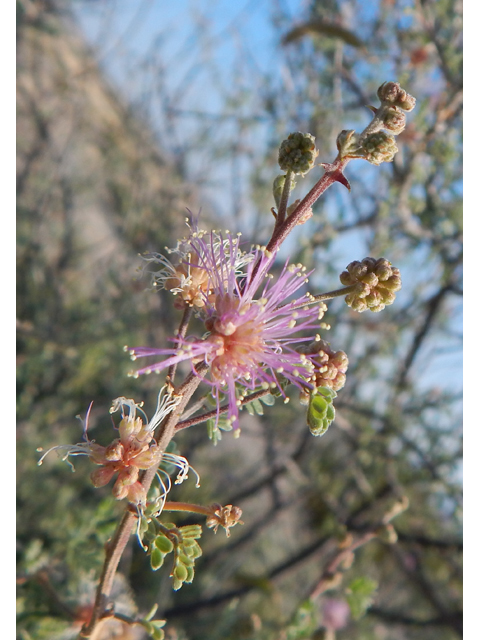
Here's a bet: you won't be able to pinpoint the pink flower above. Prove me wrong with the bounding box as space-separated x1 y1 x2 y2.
129 231 328 426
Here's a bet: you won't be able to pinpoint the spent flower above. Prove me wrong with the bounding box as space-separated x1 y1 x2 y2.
143 217 253 310
37 388 195 505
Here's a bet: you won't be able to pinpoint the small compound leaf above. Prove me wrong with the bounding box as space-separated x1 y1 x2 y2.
345 576 378 620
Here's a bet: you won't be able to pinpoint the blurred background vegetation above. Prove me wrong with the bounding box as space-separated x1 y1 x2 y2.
17 1 462 639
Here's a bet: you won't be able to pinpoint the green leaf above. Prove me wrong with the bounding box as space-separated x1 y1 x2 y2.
150 547 165 570
154 534 174 554
307 387 337 436
179 524 202 539
345 576 378 620
260 393 275 406
140 619 166 640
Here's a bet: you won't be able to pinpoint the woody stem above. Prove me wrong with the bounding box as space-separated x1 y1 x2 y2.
79 364 208 639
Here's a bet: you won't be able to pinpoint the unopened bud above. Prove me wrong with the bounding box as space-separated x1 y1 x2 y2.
104 440 124 462
381 105 407 134
341 257 401 313
361 131 398 165
377 81 416 111
90 465 116 488
278 132 318 175
336 129 364 160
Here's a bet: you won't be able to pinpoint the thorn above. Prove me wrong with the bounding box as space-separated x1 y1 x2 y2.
320 163 351 191
366 104 378 114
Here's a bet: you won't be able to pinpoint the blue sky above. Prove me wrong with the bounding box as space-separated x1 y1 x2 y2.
70 0 462 396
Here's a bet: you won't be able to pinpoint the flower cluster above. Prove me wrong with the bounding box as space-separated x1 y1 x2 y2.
143 220 253 309
336 81 416 165
37 390 195 505
128 224 329 427
299 339 349 404
278 132 319 175
340 257 402 313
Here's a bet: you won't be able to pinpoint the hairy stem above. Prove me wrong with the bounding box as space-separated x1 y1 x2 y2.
290 284 358 310
266 157 351 255
175 388 273 431
275 169 294 230
163 501 216 517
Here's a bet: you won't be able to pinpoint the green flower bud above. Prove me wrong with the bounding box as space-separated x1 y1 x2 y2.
336 129 364 160
361 131 398 165
278 132 318 175
381 105 406 134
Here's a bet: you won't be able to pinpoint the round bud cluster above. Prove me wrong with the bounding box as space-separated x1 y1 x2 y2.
336 82 415 165
302 339 349 393
278 132 319 175
340 257 402 313
377 81 416 111
381 105 407 134
361 131 398 165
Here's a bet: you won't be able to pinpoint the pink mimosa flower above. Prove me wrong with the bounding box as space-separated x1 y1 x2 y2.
129 231 328 427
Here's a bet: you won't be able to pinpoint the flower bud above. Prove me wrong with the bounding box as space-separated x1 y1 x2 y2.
381 105 406 134
125 481 147 504
341 257 401 312
104 439 124 461
302 340 348 392
377 81 416 111
133 444 161 469
90 465 116 488
278 132 318 175
336 129 364 160
361 131 398 165
119 415 142 442
113 466 139 495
